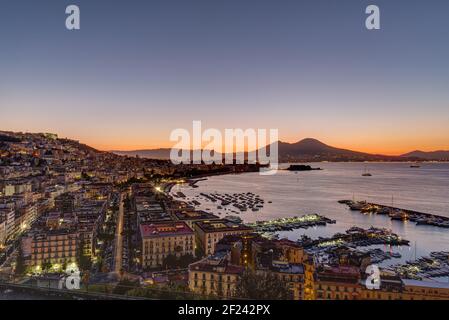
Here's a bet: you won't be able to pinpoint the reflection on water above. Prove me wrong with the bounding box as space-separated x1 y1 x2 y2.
173 162 449 267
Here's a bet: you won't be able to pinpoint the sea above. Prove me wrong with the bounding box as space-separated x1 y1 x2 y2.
171 162 449 273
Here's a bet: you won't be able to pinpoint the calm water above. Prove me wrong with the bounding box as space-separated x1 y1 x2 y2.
172 163 449 268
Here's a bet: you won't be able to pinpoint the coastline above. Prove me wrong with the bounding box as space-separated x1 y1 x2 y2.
169 162 449 259
163 168 261 194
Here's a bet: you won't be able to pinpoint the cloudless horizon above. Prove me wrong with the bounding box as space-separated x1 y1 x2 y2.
1 0 449 155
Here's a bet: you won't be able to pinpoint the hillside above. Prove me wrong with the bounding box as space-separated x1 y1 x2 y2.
401 150 449 161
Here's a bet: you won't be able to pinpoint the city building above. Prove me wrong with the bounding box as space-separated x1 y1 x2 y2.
172 209 220 229
23 228 79 268
140 222 195 268
401 279 449 300
0 207 16 241
0 216 7 246
136 195 173 225
314 265 363 300
193 220 253 255
188 252 244 298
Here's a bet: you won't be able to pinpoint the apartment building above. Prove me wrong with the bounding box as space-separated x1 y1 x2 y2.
24 229 79 267
172 209 219 229
188 253 244 298
0 217 6 246
141 222 195 268
0 207 15 240
193 220 253 255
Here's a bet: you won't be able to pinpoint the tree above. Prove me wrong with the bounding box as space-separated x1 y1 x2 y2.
113 278 139 295
162 253 196 269
162 254 178 269
62 261 68 272
77 239 92 271
195 246 204 258
234 269 292 300
42 260 52 273
178 253 196 268
15 245 26 275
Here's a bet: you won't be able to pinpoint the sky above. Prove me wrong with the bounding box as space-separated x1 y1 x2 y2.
0 0 448 155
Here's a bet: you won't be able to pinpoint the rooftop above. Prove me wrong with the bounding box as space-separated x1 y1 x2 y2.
402 279 449 290
140 221 194 238
189 255 244 275
270 262 304 274
316 265 361 284
174 210 219 221
194 219 253 233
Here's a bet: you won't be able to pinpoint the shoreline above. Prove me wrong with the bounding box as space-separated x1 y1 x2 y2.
164 169 258 194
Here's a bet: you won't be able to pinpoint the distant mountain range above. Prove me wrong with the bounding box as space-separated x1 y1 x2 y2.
400 150 449 160
112 148 173 159
111 138 449 162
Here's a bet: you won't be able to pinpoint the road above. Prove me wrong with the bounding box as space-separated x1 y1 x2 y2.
113 193 125 275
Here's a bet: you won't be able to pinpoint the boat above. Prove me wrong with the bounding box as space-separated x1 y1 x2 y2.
349 201 367 211
390 252 402 258
376 207 390 215
389 210 409 221
362 166 372 176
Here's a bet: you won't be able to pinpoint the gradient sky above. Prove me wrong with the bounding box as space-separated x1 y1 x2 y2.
1 0 448 154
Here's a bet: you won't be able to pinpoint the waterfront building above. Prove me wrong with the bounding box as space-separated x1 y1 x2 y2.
401 280 449 300
314 265 363 300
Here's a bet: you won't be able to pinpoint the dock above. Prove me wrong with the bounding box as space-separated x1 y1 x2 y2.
339 200 449 229
245 214 336 233
298 226 410 250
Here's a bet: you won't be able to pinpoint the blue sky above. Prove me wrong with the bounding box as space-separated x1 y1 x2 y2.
1 0 448 153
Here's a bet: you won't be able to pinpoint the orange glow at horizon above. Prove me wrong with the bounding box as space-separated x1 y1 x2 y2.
3 125 448 156
87 136 449 156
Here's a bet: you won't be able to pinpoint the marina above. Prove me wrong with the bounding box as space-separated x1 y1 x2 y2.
311 247 402 267
246 214 335 233
297 226 410 250
339 200 449 229
174 190 267 215
385 251 449 280
172 162 449 272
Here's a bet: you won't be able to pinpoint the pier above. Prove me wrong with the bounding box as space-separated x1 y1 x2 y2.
339 200 449 229
246 214 336 233
297 226 410 250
